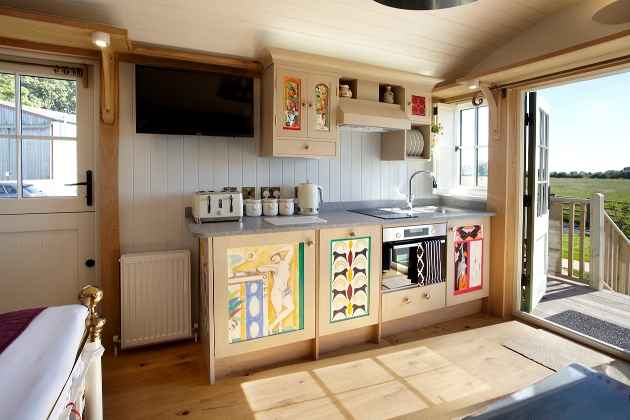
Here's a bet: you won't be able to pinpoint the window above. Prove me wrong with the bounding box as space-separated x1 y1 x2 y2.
458 105 489 188
0 71 78 199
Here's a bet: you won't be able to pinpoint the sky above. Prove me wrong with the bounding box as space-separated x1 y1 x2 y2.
537 71 630 173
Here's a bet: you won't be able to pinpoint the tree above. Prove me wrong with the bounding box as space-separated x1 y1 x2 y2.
0 73 76 113
478 160 488 176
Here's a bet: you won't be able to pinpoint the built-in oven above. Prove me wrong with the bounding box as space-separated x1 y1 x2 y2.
382 223 447 291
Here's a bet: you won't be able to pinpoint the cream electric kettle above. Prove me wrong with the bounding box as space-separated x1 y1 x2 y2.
297 180 323 215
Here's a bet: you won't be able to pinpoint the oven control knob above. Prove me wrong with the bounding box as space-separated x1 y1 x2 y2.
431 229 435 235
396 232 401 238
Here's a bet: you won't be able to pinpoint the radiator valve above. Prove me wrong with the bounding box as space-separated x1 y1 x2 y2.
113 335 120 357
193 323 199 343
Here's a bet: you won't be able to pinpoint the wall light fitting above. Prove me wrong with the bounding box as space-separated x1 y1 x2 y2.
92 31 110 48
373 0 477 10
467 79 479 89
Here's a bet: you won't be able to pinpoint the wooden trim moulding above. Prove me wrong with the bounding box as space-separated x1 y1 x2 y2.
0 36 100 60
128 44 263 74
118 53 261 79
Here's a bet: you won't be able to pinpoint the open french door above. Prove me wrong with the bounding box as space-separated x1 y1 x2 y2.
522 92 550 312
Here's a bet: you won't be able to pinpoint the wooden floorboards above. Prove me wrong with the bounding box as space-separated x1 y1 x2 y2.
102 313 554 419
531 276 630 329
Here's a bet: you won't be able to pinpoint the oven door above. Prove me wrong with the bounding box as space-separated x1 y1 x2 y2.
382 237 446 291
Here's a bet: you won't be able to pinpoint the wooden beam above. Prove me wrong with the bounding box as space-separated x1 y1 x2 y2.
129 44 262 73
118 53 261 79
99 53 120 354
0 36 100 59
100 46 115 123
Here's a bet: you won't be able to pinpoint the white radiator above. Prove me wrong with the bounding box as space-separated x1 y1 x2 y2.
120 249 192 349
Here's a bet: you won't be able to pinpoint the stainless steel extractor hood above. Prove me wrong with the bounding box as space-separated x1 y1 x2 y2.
337 97 411 133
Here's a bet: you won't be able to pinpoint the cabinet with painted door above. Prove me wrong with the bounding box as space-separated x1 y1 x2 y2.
260 65 338 158
317 226 381 337
404 85 432 125
445 216 490 306
199 230 316 384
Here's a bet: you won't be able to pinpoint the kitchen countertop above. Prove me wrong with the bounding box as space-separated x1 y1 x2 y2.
186 205 497 238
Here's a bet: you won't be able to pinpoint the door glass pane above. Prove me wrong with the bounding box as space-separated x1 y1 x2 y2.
0 138 17 198
477 147 488 187
460 148 475 186
0 73 17 134
460 108 475 147
20 76 77 137
21 138 76 197
477 106 489 145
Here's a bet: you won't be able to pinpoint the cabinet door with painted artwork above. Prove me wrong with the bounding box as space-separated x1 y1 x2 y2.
445 216 490 306
213 231 316 358
306 73 337 141
318 226 381 336
275 68 309 139
405 86 432 125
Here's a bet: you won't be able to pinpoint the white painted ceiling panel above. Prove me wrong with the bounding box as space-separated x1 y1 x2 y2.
0 0 583 84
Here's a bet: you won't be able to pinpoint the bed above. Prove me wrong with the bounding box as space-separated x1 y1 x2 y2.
0 285 106 420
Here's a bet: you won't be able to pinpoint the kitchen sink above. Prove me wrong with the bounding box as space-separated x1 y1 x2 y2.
384 206 466 215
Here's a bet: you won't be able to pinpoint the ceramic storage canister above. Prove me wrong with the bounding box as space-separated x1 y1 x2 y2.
262 198 278 216
245 199 262 216
278 198 294 216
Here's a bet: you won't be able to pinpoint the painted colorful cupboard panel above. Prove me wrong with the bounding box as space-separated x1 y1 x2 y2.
453 225 483 295
283 77 301 131
213 231 315 359
329 237 371 323
318 226 380 337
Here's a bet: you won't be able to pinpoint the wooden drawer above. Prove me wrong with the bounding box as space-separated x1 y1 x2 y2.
381 283 445 322
274 139 337 158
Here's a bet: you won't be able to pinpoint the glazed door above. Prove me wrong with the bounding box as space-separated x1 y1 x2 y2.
275 68 308 139
522 92 551 312
306 73 337 141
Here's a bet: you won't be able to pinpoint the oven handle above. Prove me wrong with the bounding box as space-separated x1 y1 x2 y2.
391 239 445 250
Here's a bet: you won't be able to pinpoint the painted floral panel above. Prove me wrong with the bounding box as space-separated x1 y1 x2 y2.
313 82 329 132
283 77 301 130
227 243 304 344
330 237 370 323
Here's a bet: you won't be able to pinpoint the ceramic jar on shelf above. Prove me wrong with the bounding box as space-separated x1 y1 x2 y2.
262 198 278 216
339 84 352 98
382 86 394 104
278 198 294 216
245 199 262 217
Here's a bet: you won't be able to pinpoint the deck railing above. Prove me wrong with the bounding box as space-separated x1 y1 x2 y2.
548 194 630 296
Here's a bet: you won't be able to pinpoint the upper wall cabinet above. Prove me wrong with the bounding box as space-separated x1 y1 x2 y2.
255 47 443 159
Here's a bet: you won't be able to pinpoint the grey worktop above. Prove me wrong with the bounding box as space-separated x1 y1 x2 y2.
186 199 496 238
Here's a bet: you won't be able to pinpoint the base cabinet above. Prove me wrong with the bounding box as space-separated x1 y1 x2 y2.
317 226 381 337
446 216 490 306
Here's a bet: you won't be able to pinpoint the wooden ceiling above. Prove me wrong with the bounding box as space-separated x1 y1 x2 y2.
0 0 582 85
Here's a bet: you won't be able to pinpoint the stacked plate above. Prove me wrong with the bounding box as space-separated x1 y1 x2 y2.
405 129 424 157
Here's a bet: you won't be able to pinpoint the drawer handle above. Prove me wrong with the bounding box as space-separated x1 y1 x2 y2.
306 241 314 247
305 145 312 150
404 297 411 304
423 293 431 299
349 232 356 238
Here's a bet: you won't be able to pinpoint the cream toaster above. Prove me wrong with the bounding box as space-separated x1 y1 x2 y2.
192 191 243 223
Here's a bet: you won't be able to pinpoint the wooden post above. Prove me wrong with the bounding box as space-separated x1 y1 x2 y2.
590 193 604 291
548 198 563 275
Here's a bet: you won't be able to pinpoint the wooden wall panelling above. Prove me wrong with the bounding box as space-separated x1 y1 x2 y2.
166 136 184 251
371 133 381 200
100 53 120 353
318 158 330 202
351 132 362 201
213 139 229 190
183 138 201 326
282 158 295 197
228 137 243 188
150 135 168 251
198 137 213 191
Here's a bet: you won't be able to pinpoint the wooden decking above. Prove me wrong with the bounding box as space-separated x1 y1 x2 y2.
102 313 554 420
531 275 630 330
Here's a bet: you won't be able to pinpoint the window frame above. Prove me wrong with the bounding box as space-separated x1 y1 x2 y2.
455 101 489 191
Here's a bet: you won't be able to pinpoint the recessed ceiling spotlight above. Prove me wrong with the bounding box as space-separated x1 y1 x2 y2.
91 31 110 48
373 0 477 10
467 79 479 89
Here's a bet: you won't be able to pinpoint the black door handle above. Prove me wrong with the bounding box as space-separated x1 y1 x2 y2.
65 170 92 206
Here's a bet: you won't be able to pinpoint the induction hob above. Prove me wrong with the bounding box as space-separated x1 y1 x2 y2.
349 208 418 219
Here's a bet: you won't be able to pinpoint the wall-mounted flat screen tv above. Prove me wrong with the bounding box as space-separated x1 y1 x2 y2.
135 65 254 137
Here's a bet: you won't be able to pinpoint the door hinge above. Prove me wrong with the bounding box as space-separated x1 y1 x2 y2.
525 113 534 126
521 273 531 287
523 194 532 208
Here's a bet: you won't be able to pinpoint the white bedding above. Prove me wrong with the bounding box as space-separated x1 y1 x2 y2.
0 304 88 419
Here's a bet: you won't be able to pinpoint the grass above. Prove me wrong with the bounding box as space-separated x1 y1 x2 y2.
550 178 630 202
562 234 590 263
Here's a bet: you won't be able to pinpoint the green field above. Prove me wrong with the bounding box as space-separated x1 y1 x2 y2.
550 178 630 202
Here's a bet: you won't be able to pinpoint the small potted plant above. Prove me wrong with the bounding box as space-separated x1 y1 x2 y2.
430 122 443 151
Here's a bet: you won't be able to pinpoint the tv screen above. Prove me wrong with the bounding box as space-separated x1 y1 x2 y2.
135 65 254 137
